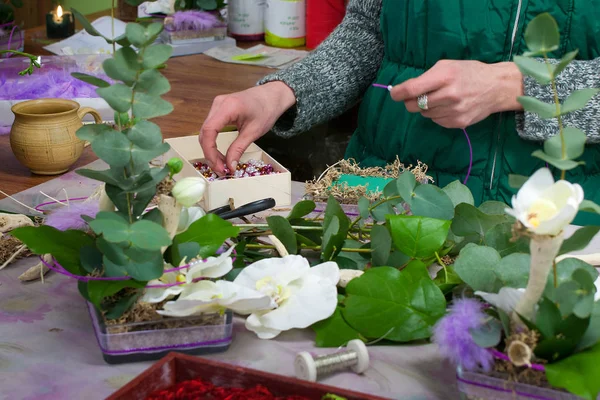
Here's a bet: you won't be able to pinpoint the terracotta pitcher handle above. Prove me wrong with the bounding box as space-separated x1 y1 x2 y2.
77 107 103 124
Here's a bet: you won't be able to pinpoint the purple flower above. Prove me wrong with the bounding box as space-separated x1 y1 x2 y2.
169 10 222 32
432 298 494 372
44 201 99 231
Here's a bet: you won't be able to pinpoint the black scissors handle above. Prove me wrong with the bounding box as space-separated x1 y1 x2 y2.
208 198 276 220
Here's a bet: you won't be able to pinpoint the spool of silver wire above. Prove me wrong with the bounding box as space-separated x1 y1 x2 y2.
294 339 370 382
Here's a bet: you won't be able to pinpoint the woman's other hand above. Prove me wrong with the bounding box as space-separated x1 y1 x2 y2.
390 60 524 129
199 81 296 173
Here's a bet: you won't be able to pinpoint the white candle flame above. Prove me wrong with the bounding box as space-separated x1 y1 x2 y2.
57 5 63 18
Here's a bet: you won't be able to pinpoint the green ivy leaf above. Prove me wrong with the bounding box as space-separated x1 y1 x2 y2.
87 280 144 309
508 174 528 189
97 84 133 113
410 184 454 220
534 311 590 362
546 342 600 400
452 203 507 238
523 13 560 55
484 222 529 257
544 126 587 161
559 226 600 255
71 72 110 88
322 196 350 261
433 265 462 295
532 149 584 170
535 297 563 338
104 292 142 320
469 318 502 348
80 245 103 274
561 89 600 115
454 245 502 292
132 92 174 119
343 267 446 342
513 56 552 84
287 200 316 220
334 256 360 270
126 120 163 149
312 307 361 347
442 180 474 207
370 224 392 267
517 96 556 118
142 44 173 69
10 226 93 275
102 47 139 85
90 129 132 167
267 215 298 254
387 215 451 259
552 49 578 77
76 123 115 143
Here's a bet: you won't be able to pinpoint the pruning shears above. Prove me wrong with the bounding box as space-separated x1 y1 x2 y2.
207 198 276 220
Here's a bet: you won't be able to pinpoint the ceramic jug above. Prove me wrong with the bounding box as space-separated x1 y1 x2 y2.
10 98 102 175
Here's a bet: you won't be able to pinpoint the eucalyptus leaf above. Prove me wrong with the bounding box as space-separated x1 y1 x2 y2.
322 197 350 261
396 171 417 205
133 92 174 119
126 22 161 47
442 180 474 207
102 47 139 85
71 72 111 88
97 84 133 113
343 267 446 342
88 212 130 243
513 56 552 84
387 215 451 258
358 197 370 220
410 184 454 220
370 201 395 222
383 179 400 199
577 302 600 351
76 124 115 143
546 342 600 400
453 245 502 292
484 222 529 257
469 318 502 348
287 200 316 220
494 253 531 289
552 49 578 77
508 174 528 189
131 142 170 166
561 89 600 115
523 12 560 55
142 208 163 224
545 257 599 299
142 44 173 69
370 224 392 266
91 129 132 167
532 149 584 170
559 226 600 255
554 269 596 318
137 69 171 97
71 8 115 43
267 215 298 254
517 96 556 118
478 201 509 216
126 120 163 149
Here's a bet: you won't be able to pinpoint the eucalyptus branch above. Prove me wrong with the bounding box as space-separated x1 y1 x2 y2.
543 53 567 180
245 243 373 254
349 195 402 230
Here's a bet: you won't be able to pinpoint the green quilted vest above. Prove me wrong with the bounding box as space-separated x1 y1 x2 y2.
344 0 600 226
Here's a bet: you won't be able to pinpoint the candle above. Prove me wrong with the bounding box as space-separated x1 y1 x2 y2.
46 5 75 39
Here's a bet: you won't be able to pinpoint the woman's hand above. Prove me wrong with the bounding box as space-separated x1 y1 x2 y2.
199 81 296 173
390 60 524 129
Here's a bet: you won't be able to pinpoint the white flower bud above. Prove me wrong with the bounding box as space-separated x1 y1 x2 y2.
172 177 207 207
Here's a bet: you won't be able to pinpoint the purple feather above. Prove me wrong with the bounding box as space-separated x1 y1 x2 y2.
432 298 494 372
45 201 99 231
168 11 223 32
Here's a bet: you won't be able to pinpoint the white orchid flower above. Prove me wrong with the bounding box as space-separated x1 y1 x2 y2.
595 276 600 302
177 206 206 232
233 255 340 339
505 168 584 236
157 280 273 317
141 247 234 304
475 287 525 314
172 177 207 207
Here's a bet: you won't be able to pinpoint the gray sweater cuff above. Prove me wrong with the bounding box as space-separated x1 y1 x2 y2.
516 58 600 143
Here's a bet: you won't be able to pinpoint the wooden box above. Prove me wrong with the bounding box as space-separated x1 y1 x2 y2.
108 352 388 400
165 133 292 210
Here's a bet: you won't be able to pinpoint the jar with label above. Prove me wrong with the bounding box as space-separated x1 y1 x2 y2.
264 0 306 48
228 0 266 41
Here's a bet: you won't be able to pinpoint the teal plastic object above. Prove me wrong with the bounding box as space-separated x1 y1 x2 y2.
331 174 393 194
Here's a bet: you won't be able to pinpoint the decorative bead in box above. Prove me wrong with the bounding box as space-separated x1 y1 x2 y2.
0 55 114 131
108 352 388 400
456 368 592 400
87 302 233 365
164 132 292 210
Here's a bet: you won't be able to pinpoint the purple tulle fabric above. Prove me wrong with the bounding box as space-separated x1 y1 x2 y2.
45 201 99 231
167 10 223 32
432 298 494 372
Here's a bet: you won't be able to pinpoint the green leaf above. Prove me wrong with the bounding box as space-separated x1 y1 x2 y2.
343 267 446 342
334 256 360 270
544 126 587 161
545 258 599 298
535 297 563 338
71 72 110 88
370 201 395 222
385 250 411 269
91 129 132 167
142 44 173 69
71 8 115 44
452 203 507 238
80 245 103 274
136 69 171 96
469 318 502 348
322 197 350 261
532 149 584 170
546 342 600 400
88 212 130 243
400 260 430 283
312 307 361 347
552 49 578 77
561 89 600 115
387 215 451 259
508 174 528 189
173 213 240 260
484 222 529 257
513 56 552 84
87 280 144 309
102 47 139 85
126 120 163 150
559 226 600 255
370 224 392 266
494 253 531 289
442 180 474 207
554 269 596 318
76 123 115 143
396 171 416 204
478 201 508 215
383 179 400 199
267 215 298 254
410 184 454 220
287 200 316 220
580 199 600 214
97 84 133 113
577 302 600 351
129 220 173 250
131 142 170 167
132 92 173 119
10 226 93 275
357 197 370 220
524 12 560 55
433 265 462 295
517 96 556 118
126 22 162 47
104 292 141 320
454 245 502 292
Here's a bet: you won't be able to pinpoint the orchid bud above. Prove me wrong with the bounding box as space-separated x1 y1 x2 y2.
167 157 184 178
172 177 207 207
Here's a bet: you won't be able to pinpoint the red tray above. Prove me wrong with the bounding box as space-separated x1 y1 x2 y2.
108 352 389 400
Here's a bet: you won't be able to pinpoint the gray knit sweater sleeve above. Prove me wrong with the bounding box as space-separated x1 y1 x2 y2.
516 58 600 143
258 0 383 137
